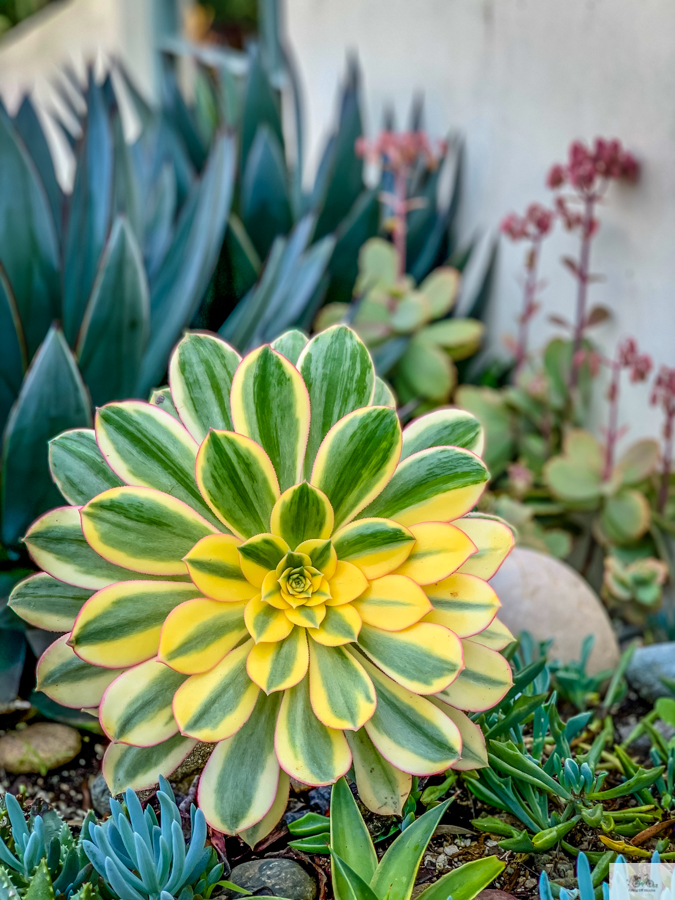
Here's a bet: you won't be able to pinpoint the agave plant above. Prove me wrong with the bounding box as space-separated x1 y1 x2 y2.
10 324 514 838
0 64 236 705
316 238 484 410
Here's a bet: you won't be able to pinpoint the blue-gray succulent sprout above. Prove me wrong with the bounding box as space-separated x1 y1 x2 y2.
83 777 223 900
0 792 94 896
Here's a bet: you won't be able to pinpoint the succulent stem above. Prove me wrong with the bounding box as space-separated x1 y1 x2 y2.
569 194 596 392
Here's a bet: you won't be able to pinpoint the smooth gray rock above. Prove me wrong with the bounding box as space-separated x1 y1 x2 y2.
0 723 81 774
90 774 113 817
626 642 675 702
491 547 619 675
227 860 317 900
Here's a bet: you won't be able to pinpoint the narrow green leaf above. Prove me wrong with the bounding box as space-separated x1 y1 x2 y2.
331 853 380 900
330 778 377 896
49 428 124 506
416 856 505 900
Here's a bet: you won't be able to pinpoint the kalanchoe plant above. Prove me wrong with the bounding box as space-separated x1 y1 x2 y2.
10 325 514 839
316 238 482 410
602 555 668 619
500 203 555 373
546 137 638 393
83 777 223 900
650 365 675 515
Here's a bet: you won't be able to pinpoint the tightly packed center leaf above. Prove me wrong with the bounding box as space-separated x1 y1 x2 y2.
10 324 516 843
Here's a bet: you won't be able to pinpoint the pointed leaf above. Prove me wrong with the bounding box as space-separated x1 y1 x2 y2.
49 428 124 506
1 327 92 547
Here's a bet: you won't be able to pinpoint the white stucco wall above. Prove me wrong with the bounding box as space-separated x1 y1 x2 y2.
287 0 675 442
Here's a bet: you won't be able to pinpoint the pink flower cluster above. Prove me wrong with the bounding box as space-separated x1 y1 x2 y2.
617 337 653 383
355 131 447 172
500 203 554 242
547 138 639 193
651 366 675 418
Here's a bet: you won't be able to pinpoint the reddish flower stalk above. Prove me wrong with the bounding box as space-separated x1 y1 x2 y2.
547 138 639 393
600 338 652 480
500 203 554 372
651 366 675 513
356 131 446 278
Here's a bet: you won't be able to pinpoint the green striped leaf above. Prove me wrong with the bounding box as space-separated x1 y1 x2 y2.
345 729 411 816
49 428 123 506
371 800 451 900
271 330 308 365
357 623 462 694
24 506 187 590
298 326 375 477
230 345 310 491
196 431 279 538
311 407 402 531
456 514 515 580
246 627 308 692
96 402 218 525
198 691 282 834
401 408 484 460
331 855 380 900
149 387 180 420
270 483 334 549
100 658 186 745
361 447 488 527
436 639 512 712
238 533 289 586
71 581 200 668
240 770 290 849
173 641 259 742
9 573 93 632
82 487 216 575
103 734 197 793
276 676 351 785
332 518 414 579
372 377 396 409
169 332 241 443
430 698 488 770
329 777 378 888
308 641 376 730
37 634 125 709
159 597 248 674
359 654 461 774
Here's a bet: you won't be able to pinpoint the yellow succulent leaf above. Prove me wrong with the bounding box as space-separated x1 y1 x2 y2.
437 639 513 712
246 628 309 693
158 598 247 674
308 604 362 646
424 573 500 637
455 515 515 580
353 574 431 631
332 518 415 579
184 534 257 601
326 560 369 606
393 522 476 585
285 604 326 629
469 617 515 651
308 641 376 730
172 642 259 741
244 595 294 643
238 534 289 587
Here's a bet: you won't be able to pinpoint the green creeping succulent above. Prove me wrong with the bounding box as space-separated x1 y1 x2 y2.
83 777 223 900
544 430 660 545
10 324 515 840
316 238 484 409
0 792 97 898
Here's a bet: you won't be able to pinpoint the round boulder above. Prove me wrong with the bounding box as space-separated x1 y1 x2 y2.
490 546 619 675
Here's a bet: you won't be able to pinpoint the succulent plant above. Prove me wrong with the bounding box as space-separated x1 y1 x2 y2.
327 777 504 900
83 777 223 900
11 324 514 839
316 238 484 409
544 430 660 545
602 554 668 614
0 792 97 897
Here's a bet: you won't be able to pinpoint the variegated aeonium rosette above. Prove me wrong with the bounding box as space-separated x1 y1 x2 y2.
10 325 515 841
